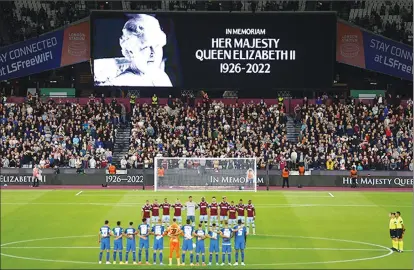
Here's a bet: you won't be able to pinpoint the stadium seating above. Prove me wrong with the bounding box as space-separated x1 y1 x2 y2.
0 96 120 169
126 100 287 170
295 96 413 171
1 1 411 47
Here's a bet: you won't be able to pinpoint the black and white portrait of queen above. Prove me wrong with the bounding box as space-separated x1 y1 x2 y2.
94 14 173 87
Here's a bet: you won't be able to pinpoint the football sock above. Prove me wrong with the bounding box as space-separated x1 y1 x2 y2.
393 239 398 249
241 250 245 262
228 254 231 263
182 254 185 263
209 254 212 263
202 254 205 263
253 227 256 234
190 253 194 263
196 254 199 263
145 250 149 261
159 253 163 262
138 250 142 262
125 252 129 262
132 251 136 262
215 254 218 263
153 253 157 263
177 258 181 265
106 252 109 261
119 252 122 261
235 251 239 262
99 251 103 261
399 240 404 251
169 258 172 265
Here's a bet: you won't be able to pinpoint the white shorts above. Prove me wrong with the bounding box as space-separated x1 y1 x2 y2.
151 216 160 223
228 219 237 226
210 216 218 223
220 216 228 221
237 216 245 223
200 215 208 222
174 216 182 223
246 217 254 224
162 215 170 223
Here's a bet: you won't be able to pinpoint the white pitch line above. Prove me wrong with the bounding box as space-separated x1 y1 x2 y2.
2 246 407 252
75 191 83 196
0 202 412 208
329 192 334 198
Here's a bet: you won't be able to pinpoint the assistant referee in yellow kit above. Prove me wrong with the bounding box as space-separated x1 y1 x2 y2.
389 212 398 251
395 211 405 252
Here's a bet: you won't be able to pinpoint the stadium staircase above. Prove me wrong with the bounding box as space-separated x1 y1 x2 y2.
286 115 301 143
112 126 131 167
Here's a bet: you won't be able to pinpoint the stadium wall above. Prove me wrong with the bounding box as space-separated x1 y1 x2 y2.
0 169 412 188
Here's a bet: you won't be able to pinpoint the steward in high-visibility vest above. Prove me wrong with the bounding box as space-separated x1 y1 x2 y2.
108 164 116 174
282 167 289 188
350 167 358 188
298 165 305 175
278 97 284 104
152 94 158 106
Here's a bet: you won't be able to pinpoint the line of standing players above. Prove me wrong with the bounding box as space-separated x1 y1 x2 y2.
98 196 256 265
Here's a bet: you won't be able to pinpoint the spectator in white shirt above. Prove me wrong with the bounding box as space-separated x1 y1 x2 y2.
120 157 127 169
89 157 96 169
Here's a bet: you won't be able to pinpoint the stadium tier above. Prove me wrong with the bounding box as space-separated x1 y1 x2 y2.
0 2 413 270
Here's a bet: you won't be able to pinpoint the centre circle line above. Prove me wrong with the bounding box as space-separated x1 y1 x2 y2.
0 234 393 266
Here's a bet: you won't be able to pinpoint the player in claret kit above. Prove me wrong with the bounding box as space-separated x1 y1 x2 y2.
236 199 246 225
181 219 195 266
209 197 219 229
172 199 184 226
151 219 165 265
151 199 160 227
219 196 229 228
160 198 172 227
228 201 237 226
142 200 152 222
246 200 256 235
198 197 209 234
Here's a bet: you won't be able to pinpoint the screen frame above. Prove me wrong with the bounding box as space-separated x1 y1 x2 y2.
90 10 337 90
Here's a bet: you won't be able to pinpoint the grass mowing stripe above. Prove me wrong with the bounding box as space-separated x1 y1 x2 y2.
1 246 400 251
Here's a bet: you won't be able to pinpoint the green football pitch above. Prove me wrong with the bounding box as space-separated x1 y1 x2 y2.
0 189 412 269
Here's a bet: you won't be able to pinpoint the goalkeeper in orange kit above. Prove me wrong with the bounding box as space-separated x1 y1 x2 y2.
165 218 183 266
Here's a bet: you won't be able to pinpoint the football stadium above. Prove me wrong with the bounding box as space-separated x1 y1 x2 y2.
0 0 413 269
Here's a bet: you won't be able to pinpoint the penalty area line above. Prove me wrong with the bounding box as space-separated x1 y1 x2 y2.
329 192 334 198
75 191 83 196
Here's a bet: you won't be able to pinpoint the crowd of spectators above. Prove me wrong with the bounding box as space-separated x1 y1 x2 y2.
293 95 413 171
351 1 413 45
121 98 288 170
0 94 121 169
1 1 411 47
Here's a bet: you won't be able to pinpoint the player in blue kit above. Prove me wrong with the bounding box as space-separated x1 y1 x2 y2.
124 222 137 264
112 221 124 264
151 219 165 265
194 224 207 266
98 220 113 264
220 221 233 266
233 219 248 266
138 218 150 265
206 223 220 266
181 219 194 266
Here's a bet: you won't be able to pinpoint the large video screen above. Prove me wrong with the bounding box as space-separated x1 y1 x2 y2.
91 12 336 88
